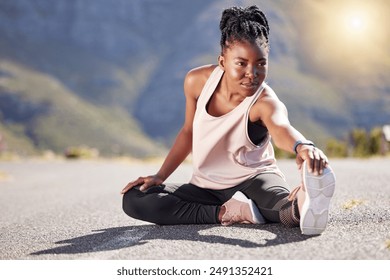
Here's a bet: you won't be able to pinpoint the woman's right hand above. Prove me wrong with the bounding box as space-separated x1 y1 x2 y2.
121 174 164 194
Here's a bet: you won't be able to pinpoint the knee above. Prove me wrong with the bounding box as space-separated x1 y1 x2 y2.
122 189 143 219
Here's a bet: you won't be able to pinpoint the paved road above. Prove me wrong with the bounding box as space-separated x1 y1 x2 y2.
0 158 389 260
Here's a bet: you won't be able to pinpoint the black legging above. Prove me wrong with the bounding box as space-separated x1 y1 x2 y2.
122 173 290 225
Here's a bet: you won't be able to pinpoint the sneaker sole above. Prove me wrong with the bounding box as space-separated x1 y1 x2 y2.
300 161 336 235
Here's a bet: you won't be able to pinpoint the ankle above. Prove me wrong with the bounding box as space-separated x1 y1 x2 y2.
218 205 226 223
296 188 306 215
279 198 300 227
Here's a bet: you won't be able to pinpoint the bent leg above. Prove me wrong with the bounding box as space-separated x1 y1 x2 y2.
122 184 222 225
216 173 291 225
236 173 291 223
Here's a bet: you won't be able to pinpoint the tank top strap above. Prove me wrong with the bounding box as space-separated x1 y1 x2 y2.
196 66 224 108
245 83 265 114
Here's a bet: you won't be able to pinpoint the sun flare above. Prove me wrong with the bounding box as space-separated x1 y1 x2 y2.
334 6 378 44
348 16 364 30
345 12 367 33
301 0 389 77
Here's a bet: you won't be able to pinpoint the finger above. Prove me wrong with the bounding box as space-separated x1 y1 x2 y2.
139 183 147 191
121 177 145 194
317 151 327 175
322 153 329 168
306 149 315 173
121 182 136 194
312 148 321 175
121 184 132 194
319 152 329 174
296 155 304 170
318 156 324 175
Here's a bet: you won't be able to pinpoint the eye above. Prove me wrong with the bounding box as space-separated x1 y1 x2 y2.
236 61 245 66
258 61 267 66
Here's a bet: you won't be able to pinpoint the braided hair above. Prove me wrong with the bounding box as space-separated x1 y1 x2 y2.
219 5 270 54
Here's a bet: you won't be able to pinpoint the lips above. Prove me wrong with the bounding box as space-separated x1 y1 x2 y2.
241 82 259 89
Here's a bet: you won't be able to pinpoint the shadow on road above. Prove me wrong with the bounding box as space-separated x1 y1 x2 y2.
30 223 314 256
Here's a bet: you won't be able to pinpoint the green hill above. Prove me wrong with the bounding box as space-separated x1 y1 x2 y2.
0 60 165 157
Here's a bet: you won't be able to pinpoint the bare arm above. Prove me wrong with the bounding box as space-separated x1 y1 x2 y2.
257 86 329 174
121 65 214 193
152 73 198 183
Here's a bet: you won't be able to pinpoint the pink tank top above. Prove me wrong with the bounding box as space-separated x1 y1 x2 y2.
190 66 284 190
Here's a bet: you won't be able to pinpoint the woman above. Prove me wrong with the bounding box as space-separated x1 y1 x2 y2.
121 5 336 235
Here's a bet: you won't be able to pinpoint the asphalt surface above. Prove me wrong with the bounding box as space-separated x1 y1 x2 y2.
0 157 389 260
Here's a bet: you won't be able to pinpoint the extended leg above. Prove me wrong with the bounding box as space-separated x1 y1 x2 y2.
297 161 336 235
122 184 222 225
279 161 336 234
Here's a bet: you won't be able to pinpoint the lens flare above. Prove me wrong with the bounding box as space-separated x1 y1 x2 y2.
349 16 364 30
345 12 367 34
296 0 389 78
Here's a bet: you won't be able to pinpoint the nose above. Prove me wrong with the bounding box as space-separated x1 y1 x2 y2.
245 66 258 78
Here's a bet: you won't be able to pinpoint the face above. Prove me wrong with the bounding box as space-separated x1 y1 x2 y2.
219 40 268 97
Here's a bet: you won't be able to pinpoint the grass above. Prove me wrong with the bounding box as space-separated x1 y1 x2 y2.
385 240 390 250
342 199 365 210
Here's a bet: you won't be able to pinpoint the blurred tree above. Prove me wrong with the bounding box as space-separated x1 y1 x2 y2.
326 138 348 158
368 127 382 155
350 128 369 157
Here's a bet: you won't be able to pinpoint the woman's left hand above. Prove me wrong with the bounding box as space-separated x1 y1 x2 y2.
295 145 329 175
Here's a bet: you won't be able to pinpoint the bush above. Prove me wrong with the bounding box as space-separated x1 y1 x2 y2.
368 127 382 155
348 127 389 157
64 146 99 159
326 138 348 158
350 128 370 157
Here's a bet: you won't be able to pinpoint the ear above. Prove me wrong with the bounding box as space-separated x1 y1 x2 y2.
218 55 225 70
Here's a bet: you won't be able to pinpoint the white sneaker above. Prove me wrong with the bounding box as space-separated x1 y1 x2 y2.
221 191 266 226
300 161 336 235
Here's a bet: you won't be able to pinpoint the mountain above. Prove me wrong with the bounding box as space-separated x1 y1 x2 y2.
0 0 389 157
0 59 165 157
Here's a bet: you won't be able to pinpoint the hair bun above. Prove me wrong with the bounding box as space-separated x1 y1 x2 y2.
219 5 270 52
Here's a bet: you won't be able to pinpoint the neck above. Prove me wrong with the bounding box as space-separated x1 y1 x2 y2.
221 76 245 104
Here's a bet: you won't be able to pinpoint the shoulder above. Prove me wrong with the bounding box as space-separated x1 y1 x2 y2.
260 84 280 101
254 84 288 117
186 64 217 82
184 64 218 99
